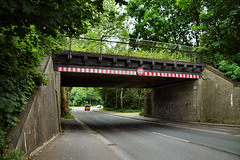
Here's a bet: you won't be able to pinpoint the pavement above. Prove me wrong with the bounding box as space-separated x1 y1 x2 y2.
30 107 240 160
31 118 122 160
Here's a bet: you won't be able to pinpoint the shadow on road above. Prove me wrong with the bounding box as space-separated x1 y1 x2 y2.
61 119 85 132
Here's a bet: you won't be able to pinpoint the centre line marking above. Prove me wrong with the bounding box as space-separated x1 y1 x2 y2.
152 132 189 143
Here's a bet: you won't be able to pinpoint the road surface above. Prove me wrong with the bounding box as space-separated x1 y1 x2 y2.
72 107 240 160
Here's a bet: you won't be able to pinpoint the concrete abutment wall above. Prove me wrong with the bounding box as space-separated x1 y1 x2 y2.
200 65 240 124
145 65 240 124
145 80 200 122
7 57 61 157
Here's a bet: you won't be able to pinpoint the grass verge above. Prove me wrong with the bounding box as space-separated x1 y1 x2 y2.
100 108 144 116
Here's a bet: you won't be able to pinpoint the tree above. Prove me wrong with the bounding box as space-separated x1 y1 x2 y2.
176 0 202 46
98 88 117 108
0 0 105 38
69 88 102 106
128 0 240 80
120 88 123 110
122 88 144 109
89 0 130 37
98 88 145 110
70 88 85 106
177 0 240 58
69 0 131 55
127 0 193 45
199 1 240 59
0 0 126 157
177 0 240 80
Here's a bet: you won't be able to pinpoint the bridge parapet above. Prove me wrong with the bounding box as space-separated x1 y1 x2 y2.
60 34 203 63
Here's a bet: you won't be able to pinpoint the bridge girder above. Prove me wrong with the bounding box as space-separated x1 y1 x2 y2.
52 51 204 88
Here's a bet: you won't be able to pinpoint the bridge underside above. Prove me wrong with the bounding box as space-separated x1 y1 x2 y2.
53 51 204 88
61 71 195 88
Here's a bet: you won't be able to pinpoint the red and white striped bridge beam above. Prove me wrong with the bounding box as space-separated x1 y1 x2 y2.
57 67 201 79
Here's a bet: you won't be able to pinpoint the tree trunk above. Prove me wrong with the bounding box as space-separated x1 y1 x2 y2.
105 94 107 108
120 88 123 110
115 89 118 109
61 87 68 115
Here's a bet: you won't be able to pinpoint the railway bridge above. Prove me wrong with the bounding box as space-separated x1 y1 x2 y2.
52 50 204 88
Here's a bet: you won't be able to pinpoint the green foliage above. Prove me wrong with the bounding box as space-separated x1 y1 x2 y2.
98 88 118 108
62 36 195 62
122 88 144 109
0 25 52 157
0 0 127 158
127 0 193 45
89 0 130 37
103 108 141 113
0 130 25 160
0 130 7 158
176 0 202 46
69 88 103 106
62 108 75 119
218 60 240 81
139 109 144 116
0 0 105 37
59 0 131 54
128 0 240 80
198 0 240 57
197 0 240 80
98 88 148 110
1 149 25 160
102 108 114 111
176 0 240 80
58 0 196 62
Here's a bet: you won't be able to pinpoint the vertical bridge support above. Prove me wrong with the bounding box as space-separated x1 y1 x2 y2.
145 65 240 124
145 80 200 122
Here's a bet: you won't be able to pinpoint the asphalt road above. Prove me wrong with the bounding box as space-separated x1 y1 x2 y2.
72 107 240 160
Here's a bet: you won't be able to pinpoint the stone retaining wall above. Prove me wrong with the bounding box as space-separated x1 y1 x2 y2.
7 57 61 157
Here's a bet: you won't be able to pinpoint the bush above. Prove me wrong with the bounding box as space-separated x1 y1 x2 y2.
0 130 25 160
0 26 50 159
120 109 141 113
139 109 144 116
1 149 25 160
218 60 240 81
103 107 142 113
62 108 75 119
103 107 115 111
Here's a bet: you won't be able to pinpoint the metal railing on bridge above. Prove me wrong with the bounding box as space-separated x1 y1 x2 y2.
58 34 203 63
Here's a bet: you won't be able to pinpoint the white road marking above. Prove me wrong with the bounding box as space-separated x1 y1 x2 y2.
97 112 190 143
152 131 189 143
74 115 136 160
97 111 240 136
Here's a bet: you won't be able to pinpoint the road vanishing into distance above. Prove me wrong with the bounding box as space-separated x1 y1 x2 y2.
71 107 240 160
